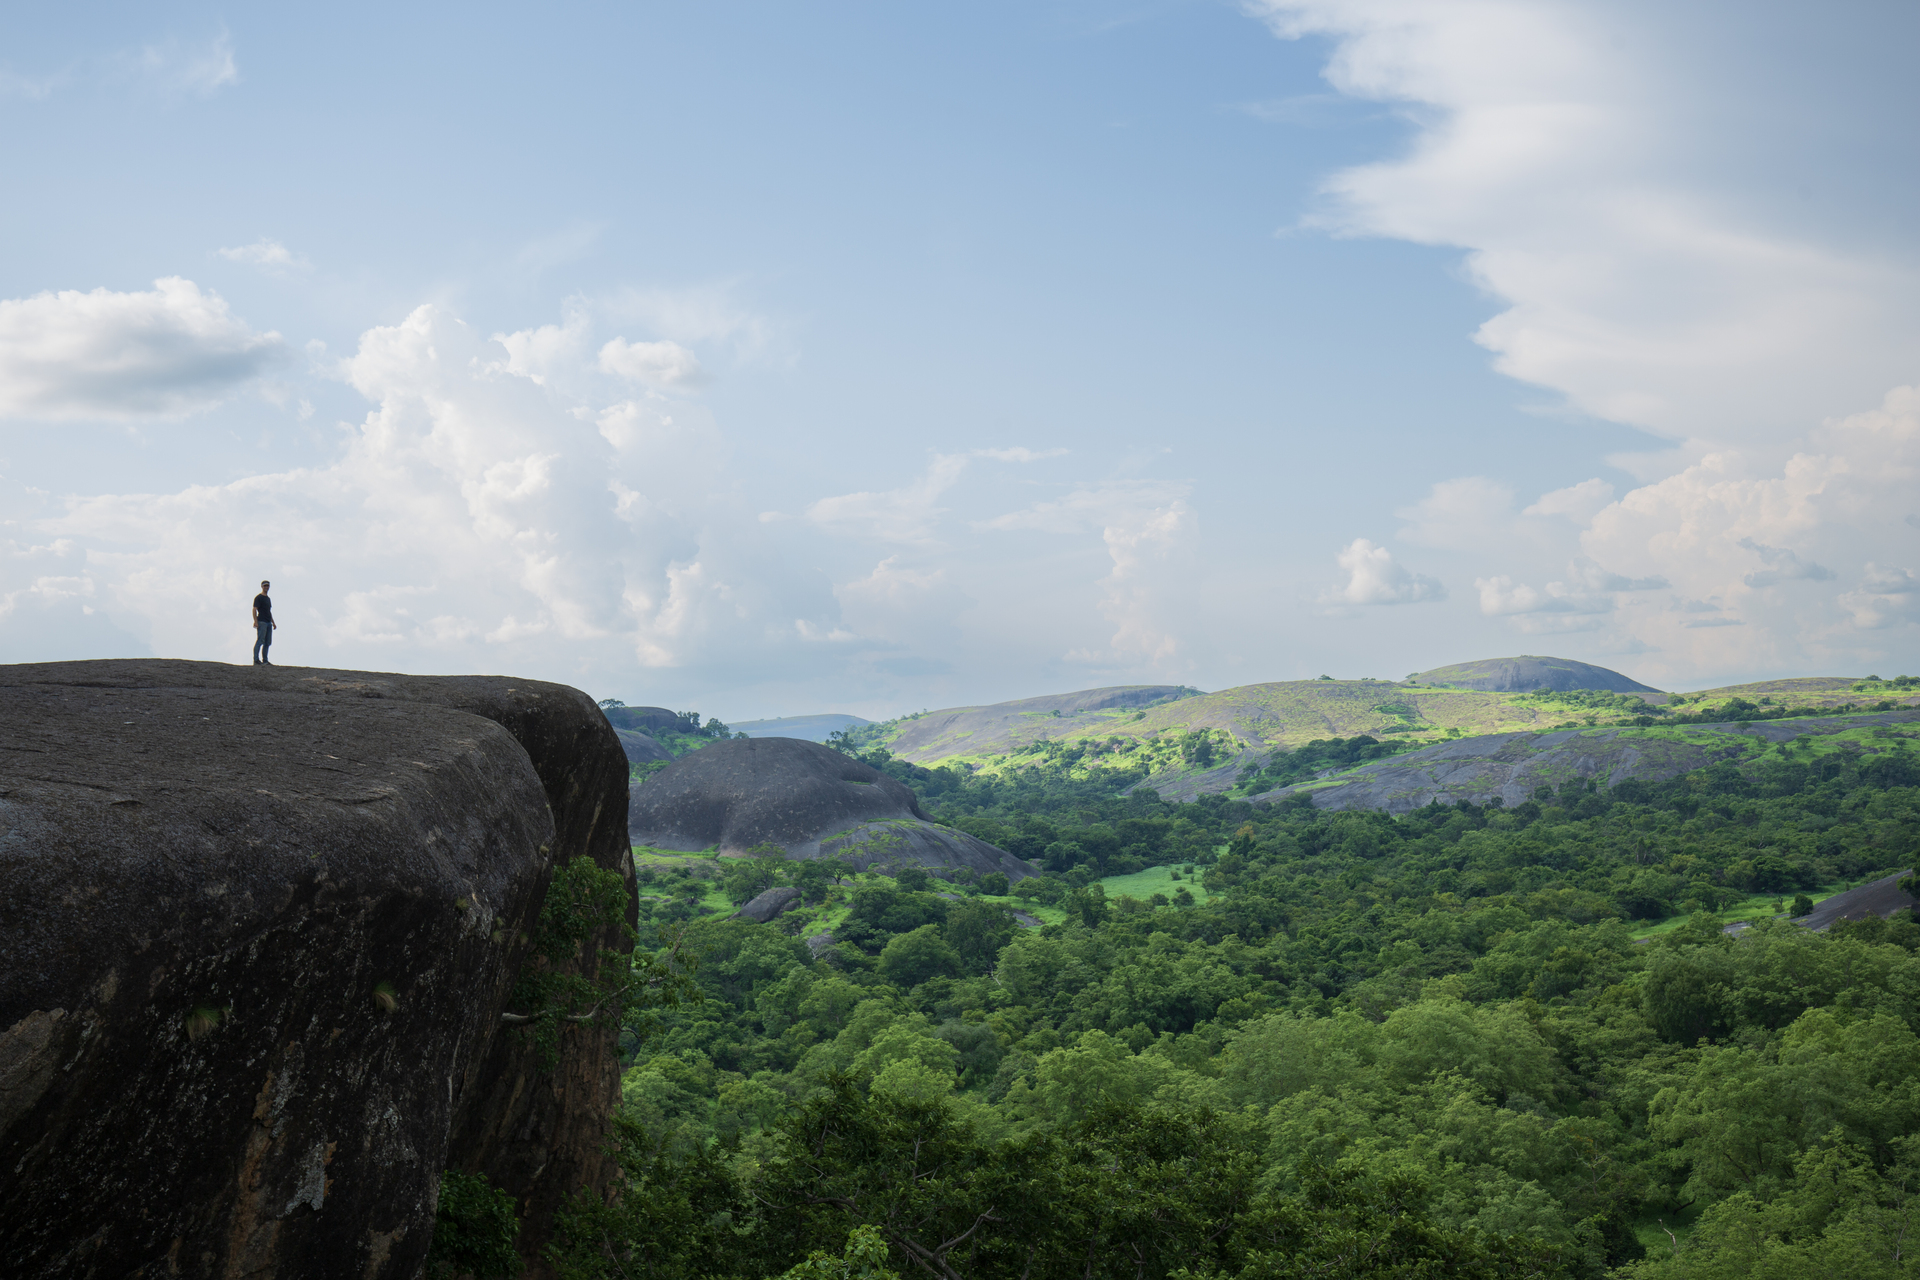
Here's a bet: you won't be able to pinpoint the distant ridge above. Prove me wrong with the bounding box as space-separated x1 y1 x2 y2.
732 713 872 743
1412 655 1660 694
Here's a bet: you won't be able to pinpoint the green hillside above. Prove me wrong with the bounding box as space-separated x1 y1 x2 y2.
852 673 1920 804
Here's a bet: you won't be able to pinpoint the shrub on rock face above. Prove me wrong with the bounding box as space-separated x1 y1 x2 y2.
427 1171 520 1279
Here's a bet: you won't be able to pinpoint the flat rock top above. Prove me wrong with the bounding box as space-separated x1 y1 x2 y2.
0 659 591 1019
1413 654 1660 694
629 737 926 853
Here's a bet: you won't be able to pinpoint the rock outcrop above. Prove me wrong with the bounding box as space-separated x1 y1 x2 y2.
1411 654 1661 694
615 727 674 763
629 738 1037 881
603 705 683 734
1253 709 1920 813
0 660 634 1280
732 886 804 923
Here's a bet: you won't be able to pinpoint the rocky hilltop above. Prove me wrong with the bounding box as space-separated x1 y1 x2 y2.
1411 654 1661 694
629 737 1037 880
0 660 633 1280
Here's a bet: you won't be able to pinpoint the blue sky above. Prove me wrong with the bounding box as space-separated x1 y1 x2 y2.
2 1 1916 718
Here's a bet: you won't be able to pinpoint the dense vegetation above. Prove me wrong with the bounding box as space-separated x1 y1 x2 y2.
541 716 1920 1278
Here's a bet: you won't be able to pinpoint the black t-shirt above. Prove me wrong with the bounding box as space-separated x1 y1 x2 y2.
254 593 274 625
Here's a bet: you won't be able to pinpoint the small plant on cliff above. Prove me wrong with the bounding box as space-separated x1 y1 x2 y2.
372 980 398 1013
427 1169 520 1279
503 856 700 1070
183 1005 225 1041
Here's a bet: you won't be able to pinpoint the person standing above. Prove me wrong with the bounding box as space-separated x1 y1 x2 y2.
251 580 276 665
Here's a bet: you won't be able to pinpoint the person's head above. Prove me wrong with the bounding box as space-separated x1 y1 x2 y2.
260 580 270 593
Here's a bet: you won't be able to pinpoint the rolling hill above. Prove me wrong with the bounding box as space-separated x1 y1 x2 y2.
731 713 872 743
1411 654 1660 693
852 661 1918 804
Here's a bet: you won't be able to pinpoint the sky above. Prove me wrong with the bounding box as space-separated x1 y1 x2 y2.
1 0 1916 719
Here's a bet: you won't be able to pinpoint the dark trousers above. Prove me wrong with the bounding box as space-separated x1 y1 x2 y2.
253 621 273 664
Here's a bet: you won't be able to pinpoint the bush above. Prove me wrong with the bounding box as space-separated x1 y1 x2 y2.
427 1170 519 1279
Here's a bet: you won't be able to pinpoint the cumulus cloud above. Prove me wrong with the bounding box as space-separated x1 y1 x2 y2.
11 304 844 681
598 337 706 389
1326 538 1444 605
1524 479 1615 523
0 277 284 420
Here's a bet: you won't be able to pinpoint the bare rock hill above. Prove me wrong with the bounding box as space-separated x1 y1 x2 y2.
1411 654 1662 694
629 737 1037 880
0 660 634 1280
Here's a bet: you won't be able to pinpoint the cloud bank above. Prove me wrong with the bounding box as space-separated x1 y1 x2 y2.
1260 0 1920 681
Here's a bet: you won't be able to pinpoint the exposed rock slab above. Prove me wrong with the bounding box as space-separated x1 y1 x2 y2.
0 660 634 1280
819 819 1038 881
1411 654 1661 694
1797 870 1919 931
1252 710 1920 813
615 727 674 763
629 738 1038 880
733 886 803 922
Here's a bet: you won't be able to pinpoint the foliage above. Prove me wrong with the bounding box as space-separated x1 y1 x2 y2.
508 855 697 1070
585 724 1920 1276
427 1170 520 1280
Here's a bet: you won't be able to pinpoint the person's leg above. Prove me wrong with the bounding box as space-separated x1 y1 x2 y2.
254 622 271 664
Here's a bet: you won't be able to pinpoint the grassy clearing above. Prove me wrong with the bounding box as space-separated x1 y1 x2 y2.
1097 863 1213 904
1629 885 1852 941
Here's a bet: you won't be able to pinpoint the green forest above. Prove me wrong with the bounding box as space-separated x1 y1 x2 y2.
464 713 1920 1279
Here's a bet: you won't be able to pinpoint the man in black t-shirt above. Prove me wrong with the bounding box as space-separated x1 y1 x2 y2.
251 580 276 665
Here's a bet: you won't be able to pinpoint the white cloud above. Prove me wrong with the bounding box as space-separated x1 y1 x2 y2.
1396 476 1517 550
598 337 706 389
974 446 1066 463
1523 478 1614 523
1252 2 1920 680
1843 566 1920 631
0 277 285 420
1737 538 1837 589
1325 538 1444 605
217 239 311 272
8 303 845 681
1252 0 1920 449
808 455 971 544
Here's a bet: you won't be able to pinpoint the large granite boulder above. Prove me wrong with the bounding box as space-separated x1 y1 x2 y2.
629 738 1037 880
0 660 635 1280
615 727 674 763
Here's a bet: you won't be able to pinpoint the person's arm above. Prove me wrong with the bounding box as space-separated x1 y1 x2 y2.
252 601 259 625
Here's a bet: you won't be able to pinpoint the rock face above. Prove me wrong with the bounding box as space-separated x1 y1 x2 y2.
629 738 1038 880
1411 655 1661 694
732 886 804 923
615 727 674 763
603 705 683 734
0 660 635 1280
